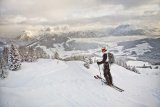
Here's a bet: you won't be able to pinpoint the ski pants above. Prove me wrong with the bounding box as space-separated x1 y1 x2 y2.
103 62 113 85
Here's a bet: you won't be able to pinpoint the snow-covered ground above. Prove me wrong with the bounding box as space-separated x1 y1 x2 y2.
127 60 150 67
0 59 160 107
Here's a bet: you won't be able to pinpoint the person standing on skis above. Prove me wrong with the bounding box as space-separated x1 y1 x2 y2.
97 47 113 86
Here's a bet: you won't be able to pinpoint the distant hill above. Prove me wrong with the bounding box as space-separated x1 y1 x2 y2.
109 24 147 36
117 38 160 64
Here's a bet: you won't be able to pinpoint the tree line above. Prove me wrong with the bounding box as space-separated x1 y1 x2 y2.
0 44 58 78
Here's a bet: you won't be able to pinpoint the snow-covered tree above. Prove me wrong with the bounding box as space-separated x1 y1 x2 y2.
89 57 93 64
27 46 37 62
35 47 41 58
8 44 21 71
0 47 9 78
54 52 59 59
115 58 127 68
0 57 8 79
131 66 140 74
115 58 140 74
35 47 47 59
18 46 28 62
84 57 90 69
2 47 9 66
84 62 90 69
51 55 55 59
126 65 132 70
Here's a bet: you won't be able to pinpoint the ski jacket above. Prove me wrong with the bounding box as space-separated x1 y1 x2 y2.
97 53 108 65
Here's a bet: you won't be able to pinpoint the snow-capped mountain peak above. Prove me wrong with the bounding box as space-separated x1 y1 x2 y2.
16 30 34 41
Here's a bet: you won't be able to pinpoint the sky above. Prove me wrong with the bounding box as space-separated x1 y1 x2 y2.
0 0 160 37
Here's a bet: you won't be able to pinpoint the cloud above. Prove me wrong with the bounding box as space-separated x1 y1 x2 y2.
0 0 98 21
97 0 159 8
0 15 48 25
0 0 160 37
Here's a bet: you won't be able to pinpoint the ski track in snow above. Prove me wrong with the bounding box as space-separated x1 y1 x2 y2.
0 59 160 107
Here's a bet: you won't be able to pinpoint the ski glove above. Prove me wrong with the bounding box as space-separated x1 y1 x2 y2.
97 62 100 65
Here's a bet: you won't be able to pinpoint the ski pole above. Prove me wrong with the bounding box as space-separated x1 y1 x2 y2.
98 65 103 85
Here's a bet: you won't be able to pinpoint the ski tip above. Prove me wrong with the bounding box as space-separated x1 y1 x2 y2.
94 76 98 79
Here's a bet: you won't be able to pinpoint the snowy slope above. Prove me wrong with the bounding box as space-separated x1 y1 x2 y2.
0 59 160 107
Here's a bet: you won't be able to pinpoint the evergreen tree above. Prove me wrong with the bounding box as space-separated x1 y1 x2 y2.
55 52 59 59
84 57 90 69
18 46 28 62
0 57 8 78
35 47 41 58
27 46 37 62
2 47 9 66
89 57 93 64
35 47 47 59
8 44 21 71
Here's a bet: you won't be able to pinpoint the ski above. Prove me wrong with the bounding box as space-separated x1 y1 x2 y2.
94 75 98 79
94 75 124 92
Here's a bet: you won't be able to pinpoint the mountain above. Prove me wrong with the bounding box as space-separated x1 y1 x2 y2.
109 24 146 36
14 29 106 49
16 30 35 41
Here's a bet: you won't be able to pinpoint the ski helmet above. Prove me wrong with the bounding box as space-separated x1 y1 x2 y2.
101 47 107 52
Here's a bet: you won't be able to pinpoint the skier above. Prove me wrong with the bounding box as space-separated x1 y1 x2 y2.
97 47 113 86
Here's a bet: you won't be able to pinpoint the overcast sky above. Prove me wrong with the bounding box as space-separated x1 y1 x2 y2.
0 0 160 37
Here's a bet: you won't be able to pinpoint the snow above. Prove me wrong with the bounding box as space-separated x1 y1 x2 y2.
53 43 65 51
127 60 150 67
0 59 160 107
